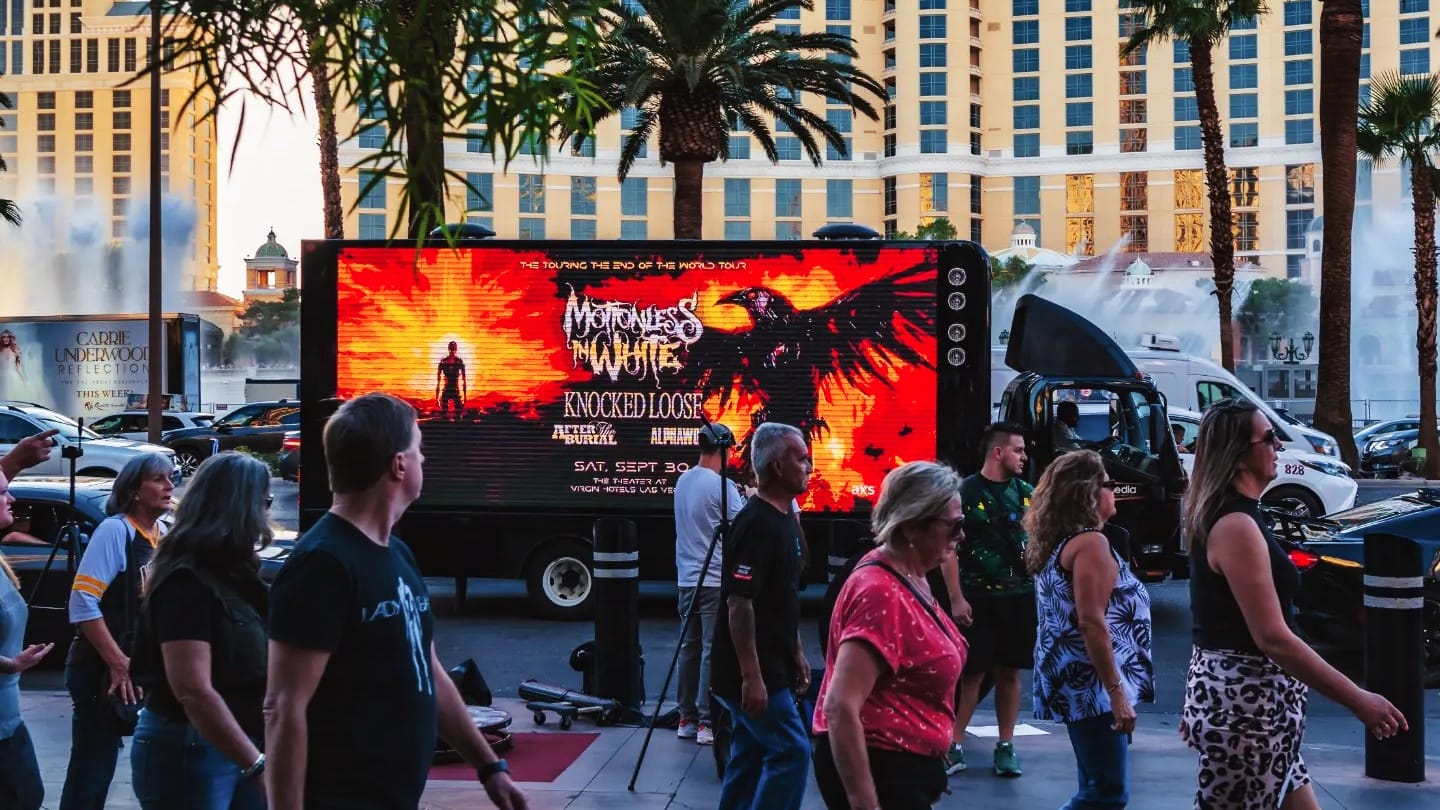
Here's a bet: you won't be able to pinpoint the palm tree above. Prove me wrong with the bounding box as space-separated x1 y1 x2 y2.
155 0 606 238
0 89 20 227
303 20 344 239
1123 1 1267 374
1312 0 1364 468
1357 70 1440 479
562 0 884 239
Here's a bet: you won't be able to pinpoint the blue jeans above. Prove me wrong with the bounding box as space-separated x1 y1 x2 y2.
131 708 265 810
59 662 124 810
1062 712 1130 809
676 586 720 725
715 689 811 810
0 722 44 810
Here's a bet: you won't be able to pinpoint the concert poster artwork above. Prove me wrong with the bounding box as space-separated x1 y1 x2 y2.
334 245 938 513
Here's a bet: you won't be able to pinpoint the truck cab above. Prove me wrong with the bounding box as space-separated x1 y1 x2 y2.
998 295 1187 581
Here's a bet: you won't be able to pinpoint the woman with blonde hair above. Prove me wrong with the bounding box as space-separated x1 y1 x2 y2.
811 460 967 810
1182 399 1405 809
0 472 55 810
1026 450 1152 808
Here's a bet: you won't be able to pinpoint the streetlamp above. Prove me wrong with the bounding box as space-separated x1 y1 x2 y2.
1269 330 1315 364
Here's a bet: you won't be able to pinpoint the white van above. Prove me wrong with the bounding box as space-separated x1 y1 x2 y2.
990 338 1341 458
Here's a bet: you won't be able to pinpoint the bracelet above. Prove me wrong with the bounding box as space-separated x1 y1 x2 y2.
1104 682 1125 693
240 753 265 780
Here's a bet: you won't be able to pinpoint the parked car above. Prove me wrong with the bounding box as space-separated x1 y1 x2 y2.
0 402 179 483
0 476 295 660
162 400 301 477
1355 418 1427 446
278 431 300 482
1268 491 1440 687
1170 408 1356 518
1360 428 1421 479
89 410 214 441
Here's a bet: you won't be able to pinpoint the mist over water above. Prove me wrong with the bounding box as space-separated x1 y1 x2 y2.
0 191 195 319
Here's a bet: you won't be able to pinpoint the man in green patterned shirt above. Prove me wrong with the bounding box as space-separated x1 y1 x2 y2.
935 422 1034 778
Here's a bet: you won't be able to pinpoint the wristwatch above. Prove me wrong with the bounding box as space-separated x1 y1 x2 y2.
477 758 510 785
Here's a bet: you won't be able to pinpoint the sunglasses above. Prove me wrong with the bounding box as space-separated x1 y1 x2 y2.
931 516 965 540
264 495 274 509
1251 428 1281 448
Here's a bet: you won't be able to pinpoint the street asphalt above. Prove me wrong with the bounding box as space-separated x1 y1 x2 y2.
13 476 1439 807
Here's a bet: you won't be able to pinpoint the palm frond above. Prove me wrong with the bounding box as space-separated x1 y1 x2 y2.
0 199 21 228
1357 70 1440 166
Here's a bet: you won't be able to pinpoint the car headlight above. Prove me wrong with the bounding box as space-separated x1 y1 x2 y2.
1301 459 1351 478
1367 438 1405 453
1306 436 1338 456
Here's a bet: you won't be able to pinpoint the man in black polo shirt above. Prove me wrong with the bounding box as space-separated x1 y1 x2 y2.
710 422 812 810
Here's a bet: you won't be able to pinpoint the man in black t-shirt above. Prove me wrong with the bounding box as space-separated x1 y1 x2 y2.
264 393 524 810
710 422 812 810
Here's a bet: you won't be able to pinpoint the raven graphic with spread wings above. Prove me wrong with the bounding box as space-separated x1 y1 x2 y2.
681 262 935 445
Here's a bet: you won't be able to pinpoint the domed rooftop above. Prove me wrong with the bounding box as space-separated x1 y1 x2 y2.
254 229 289 259
1012 220 1036 236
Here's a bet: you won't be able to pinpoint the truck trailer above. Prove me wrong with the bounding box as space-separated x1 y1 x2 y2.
299 240 1186 618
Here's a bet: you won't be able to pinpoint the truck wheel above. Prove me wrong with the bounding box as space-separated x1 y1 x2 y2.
174 450 203 478
1262 486 1324 519
524 540 595 620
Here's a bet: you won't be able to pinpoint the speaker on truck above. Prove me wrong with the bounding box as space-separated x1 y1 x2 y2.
934 241 992 476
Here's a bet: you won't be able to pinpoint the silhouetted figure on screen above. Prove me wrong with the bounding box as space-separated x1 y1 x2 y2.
435 342 467 420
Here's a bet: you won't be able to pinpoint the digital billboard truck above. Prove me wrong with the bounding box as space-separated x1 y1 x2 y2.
0 313 204 419
299 240 1187 619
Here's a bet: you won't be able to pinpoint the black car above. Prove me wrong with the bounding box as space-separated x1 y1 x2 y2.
1269 491 1440 686
0 476 294 662
1359 428 1420 478
163 400 301 477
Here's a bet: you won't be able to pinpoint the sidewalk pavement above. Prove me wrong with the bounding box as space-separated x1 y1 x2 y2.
19 692 1439 809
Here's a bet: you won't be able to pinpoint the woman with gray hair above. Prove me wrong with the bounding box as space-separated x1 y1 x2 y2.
129 452 272 809
811 460 968 810
61 451 175 810
1182 399 1405 809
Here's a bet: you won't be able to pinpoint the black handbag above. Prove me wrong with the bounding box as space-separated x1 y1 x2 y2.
99 523 142 736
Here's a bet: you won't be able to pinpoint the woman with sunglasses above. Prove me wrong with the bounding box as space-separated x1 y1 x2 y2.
128 453 274 810
1026 450 1153 808
811 461 968 810
1182 399 1406 809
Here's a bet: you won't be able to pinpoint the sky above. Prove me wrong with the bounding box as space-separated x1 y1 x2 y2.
215 93 322 298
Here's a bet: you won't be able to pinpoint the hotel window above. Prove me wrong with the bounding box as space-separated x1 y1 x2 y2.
1230 63 1257 89
113 110 131 130
775 221 802 241
1400 0 1427 11
1286 164 1315 205
74 154 92 173
1174 96 1198 121
1014 133 1039 157
74 133 92 151
358 214 385 240
1119 71 1146 95
75 177 92 195
620 220 646 240
827 179 854 219
884 177 897 217
919 43 946 68
1285 119 1314 144
1065 45 1092 70
1119 12 1142 38
1283 30 1311 55
920 101 947 126
918 15 945 39
36 111 53 130
124 38 135 72
1401 50 1429 76
1121 173 1147 211
775 179 802 218
1065 74 1092 99
1233 212 1259 252
724 221 751 240
571 177 596 216
728 136 750 159
1285 60 1313 85
1230 122 1258 148
1012 49 1038 73
1400 17 1428 44
825 0 849 19
1285 89 1313 116
919 73 946 96
1120 42 1145 67
920 130 947 153
1014 105 1039 129
920 173 947 213
1121 129 1147 152
1064 17 1092 42
826 138 852 161
1175 126 1201 150
86 38 96 71
725 179 750 217
1230 94 1257 119
107 38 118 71
113 133 130 151
970 178 982 215
1064 0 1090 10
1283 1 1311 26
1230 167 1259 208
1066 131 1093 155
113 177 131 195
1287 209 1312 250
1173 40 1190 64
47 39 58 73
75 90 91 108
1230 35 1257 60
776 137 802 160
1014 76 1040 101
1065 102 1093 127
1013 19 1038 44
1013 0 1038 14
515 174 544 214
1121 216 1148 252
37 91 53 109
619 178 646 216
519 218 547 240
113 154 130 173
35 134 53 152
1173 67 1193 92
1174 170 1205 252
826 108 852 133
571 220 597 240
357 172 385 209
466 173 494 212
1119 99 1146 125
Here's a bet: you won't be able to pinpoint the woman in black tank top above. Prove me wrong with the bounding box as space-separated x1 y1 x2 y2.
1180 399 1406 810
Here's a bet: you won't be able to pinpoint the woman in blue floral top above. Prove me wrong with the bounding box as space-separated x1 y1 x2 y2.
1025 450 1153 809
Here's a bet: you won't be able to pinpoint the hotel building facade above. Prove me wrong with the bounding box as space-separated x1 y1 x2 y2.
335 0 1432 279
0 0 219 293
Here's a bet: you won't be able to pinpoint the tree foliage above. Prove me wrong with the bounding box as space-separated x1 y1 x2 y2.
153 0 607 238
990 255 1036 290
1237 277 1317 344
889 218 960 241
225 288 302 366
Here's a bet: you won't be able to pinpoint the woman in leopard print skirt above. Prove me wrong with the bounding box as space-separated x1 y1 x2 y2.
1181 399 1407 809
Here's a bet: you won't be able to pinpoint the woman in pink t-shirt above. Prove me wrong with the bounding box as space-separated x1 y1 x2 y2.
811 461 968 810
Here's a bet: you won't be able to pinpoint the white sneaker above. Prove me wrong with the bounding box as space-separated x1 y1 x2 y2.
677 719 698 739
696 724 715 745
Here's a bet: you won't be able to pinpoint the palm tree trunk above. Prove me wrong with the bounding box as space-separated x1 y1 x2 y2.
1313 0 1363 468
397 0 456 238
1411 157 1440 478
673 161 704 239
309 45 344 239
1191 42 1237 372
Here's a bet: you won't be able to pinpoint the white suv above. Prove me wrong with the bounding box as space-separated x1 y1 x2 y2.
0 402 180 483
1170 408 1356 518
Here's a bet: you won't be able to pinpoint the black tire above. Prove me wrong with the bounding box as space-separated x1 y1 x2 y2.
174 449 204 478
523 540 595 620
533 712 546 725
1262 485 1325 519
559 715 573 730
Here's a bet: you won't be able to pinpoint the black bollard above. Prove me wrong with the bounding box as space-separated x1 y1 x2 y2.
592 518 643 715
1362 532 1426 783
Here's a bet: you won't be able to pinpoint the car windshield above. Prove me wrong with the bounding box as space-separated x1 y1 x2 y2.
193 416 214 427
1323 495 1435 529
34 414 100 441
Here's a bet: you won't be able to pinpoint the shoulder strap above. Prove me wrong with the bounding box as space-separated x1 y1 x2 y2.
1052 527 1104 576
856 559 951 636
120 519 137 631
